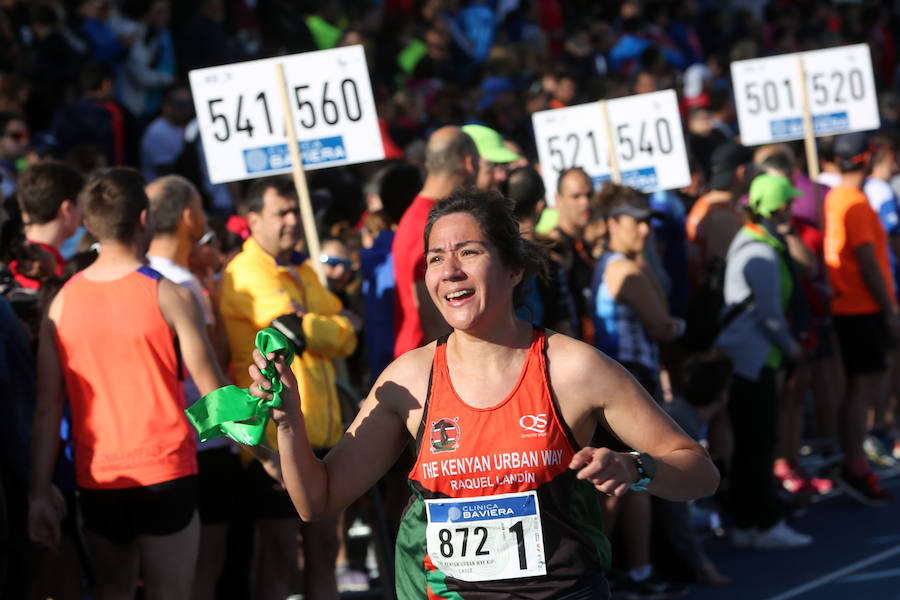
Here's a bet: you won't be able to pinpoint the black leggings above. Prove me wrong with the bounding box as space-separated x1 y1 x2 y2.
728 368 780 530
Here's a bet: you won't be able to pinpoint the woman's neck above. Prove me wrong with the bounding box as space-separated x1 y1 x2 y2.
448 316 532 362
607 240 638 259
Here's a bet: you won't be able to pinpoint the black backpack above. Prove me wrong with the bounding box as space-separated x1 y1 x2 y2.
683 256 752 352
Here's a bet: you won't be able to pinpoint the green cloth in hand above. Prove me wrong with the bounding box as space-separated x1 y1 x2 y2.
185 328 295 446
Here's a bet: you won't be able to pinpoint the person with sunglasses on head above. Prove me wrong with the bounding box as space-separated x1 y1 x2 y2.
0 112 29 198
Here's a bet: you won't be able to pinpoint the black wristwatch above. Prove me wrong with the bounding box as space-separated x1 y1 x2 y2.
628 452 657 491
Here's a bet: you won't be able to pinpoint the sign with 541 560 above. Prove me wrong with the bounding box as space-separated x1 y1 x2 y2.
731 43 879 147
189 45 384 184
531 89 691 202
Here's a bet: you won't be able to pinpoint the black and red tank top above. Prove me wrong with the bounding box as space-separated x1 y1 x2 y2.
395 327 611 599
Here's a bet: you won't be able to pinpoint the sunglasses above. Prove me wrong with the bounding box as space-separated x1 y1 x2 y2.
319 254 352 269
197 230 217 246
5 130 29 142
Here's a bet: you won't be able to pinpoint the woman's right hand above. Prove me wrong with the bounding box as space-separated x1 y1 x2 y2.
248 349 301 428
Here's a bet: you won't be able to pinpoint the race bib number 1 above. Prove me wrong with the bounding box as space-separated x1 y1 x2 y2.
425 491 546 582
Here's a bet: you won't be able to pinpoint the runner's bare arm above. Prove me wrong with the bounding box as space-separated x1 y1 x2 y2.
248 346 430 520
28 292 68 550
605 259 679 342
158 277 228 395
547 334 719 501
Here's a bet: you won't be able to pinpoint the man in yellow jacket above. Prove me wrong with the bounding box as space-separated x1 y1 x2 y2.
220 176 356 600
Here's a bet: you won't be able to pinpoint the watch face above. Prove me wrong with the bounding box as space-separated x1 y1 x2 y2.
640 453 657 479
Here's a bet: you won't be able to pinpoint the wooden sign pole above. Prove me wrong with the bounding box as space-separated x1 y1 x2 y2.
797 56 821 207
599 100 622 184
275 62 325 284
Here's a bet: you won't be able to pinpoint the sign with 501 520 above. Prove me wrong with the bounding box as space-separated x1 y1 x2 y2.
731 43 879 147
188 45 384 184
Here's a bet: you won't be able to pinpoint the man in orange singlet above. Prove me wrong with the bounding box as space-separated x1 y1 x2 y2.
28 168 237 600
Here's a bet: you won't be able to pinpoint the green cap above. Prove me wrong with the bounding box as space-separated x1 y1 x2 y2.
306 15 342 50
398 38 427 75
461 124 520 164
748 173 801 218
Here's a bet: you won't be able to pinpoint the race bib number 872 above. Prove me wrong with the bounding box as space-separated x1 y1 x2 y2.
425 491 546 582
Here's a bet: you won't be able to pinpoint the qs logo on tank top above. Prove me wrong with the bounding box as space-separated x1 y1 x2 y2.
430 418 460 453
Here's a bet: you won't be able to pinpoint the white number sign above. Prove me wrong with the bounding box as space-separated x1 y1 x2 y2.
532 89 690 202
731 43 879 147
425 491 546 582
189 45 384 183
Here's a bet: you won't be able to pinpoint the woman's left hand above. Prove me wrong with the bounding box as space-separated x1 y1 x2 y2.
569 446 637 496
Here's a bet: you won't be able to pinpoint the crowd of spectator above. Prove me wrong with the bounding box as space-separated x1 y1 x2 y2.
4 0 900 599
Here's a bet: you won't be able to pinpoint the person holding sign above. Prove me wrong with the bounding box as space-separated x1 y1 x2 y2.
247 188 719 599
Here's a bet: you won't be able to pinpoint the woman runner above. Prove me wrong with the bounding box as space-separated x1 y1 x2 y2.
248 187 719 599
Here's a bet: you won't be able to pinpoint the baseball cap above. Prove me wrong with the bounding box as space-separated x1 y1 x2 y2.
834 132 871 169
748 173 801 218
461 124 521 164
708 142 752 190
606 190 659 221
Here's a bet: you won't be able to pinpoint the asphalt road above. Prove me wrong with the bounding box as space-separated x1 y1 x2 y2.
685 466 900 600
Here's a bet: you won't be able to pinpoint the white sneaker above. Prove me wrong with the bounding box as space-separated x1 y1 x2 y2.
754 521 813 548
731 527 758 548
864 435 898 468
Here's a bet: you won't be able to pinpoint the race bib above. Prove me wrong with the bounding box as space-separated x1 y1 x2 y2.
425 491 546 582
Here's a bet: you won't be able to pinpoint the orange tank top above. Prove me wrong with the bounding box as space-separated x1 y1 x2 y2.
398 328 610 597
410 327 577 497
56 266 197 489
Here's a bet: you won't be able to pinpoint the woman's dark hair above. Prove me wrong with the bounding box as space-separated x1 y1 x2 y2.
423 187 548 307
503 166 545 220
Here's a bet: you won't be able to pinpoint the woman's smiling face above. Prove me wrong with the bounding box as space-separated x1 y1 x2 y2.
425 211 521 333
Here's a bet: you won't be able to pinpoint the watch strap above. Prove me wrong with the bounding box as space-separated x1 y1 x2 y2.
629 451 652 491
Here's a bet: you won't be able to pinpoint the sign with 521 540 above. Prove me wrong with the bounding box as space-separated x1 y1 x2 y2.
531 89 691 201
731 43 879 147
188 45 384 184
